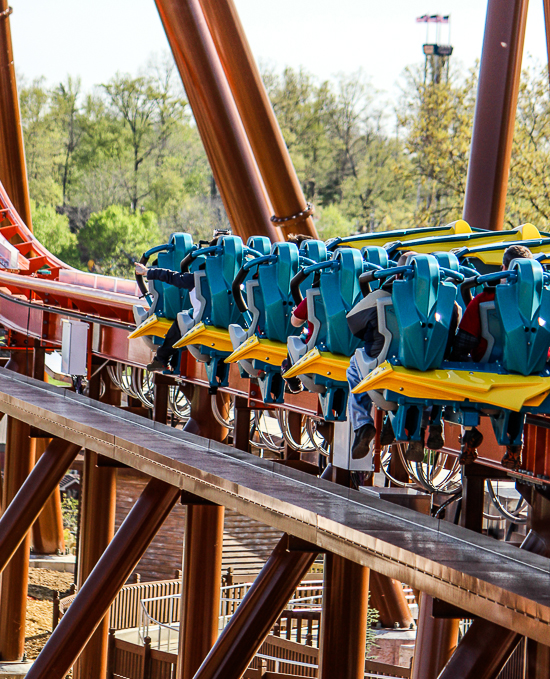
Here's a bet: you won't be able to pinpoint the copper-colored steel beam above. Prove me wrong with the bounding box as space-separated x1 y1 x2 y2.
178 384 226 678
0 2 32 229
0 437 80 573
318 554 369 679
25 477 181 679
369 570 413 630
411 594 458 679
193 536 316 679
198 0 318 239
31 342 65 554
462 0 528 231
528 638 550 679
438 528 547 679
183 384 228 441
437 618 519 679
0 353 36 661
74 368 119 679
32 437 66 555
178 504 224 679
154 0 278 242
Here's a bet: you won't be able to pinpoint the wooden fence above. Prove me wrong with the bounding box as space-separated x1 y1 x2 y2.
55 578 182 632
107 631 411 679
57 578 324 633
273 609 321 648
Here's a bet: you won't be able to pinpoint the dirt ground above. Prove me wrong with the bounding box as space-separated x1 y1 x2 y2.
26 568 74 661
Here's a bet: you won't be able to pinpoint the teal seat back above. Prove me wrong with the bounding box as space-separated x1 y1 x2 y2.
246 236 271 256
393 254 458 371
254 242 300 343
202 236 245 329
495 259 550 375
431 251 459 272
153 233 195 319
301 240 327 263
361 246 389 291
300 240 328 295
312 247 363 356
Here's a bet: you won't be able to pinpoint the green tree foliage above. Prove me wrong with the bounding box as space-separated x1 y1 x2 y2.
398 65 477 227
20 54 550 269
31 201 79 267
507 64 550 228
77 205 160 276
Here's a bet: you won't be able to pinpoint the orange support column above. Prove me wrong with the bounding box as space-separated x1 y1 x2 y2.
198 0 318 239
177 385 226 679
154 0 279 242
318 554 370 679
73 367 119 679
462 0 528 231
31 342 65 554
0 1 32 228
0 353 36 661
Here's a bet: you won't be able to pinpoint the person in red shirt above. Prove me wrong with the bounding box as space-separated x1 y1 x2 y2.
451 244 533 468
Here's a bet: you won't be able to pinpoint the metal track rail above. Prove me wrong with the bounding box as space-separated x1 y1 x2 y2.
0 367 549 644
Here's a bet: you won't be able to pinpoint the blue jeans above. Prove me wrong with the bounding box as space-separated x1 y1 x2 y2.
347 354 374 432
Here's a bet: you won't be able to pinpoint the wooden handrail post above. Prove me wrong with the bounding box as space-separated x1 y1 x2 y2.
52 592 60 632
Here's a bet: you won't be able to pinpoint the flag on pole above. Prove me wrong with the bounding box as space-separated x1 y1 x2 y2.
416 14 450 23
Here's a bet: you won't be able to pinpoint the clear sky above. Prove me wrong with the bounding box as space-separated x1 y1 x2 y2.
9 0 549 98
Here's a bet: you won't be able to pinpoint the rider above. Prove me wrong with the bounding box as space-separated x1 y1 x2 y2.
451 244 533 468
134 261 194 372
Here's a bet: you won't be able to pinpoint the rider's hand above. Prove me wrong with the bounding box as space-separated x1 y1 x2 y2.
135 262 148 276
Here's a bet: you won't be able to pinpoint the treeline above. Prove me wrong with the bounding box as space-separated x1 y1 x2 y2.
20 56 550 275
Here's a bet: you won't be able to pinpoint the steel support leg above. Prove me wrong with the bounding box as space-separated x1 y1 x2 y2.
459 469 485 534
25 478 181 679
178 386 226 678
154 0 278 242
193 536 317 679
0 437 80 573
198 0 317 238
318 554 370 679
527 638 550 679
31 342 65 554
233 396 250 452
369 571 413 630
438 528 547 679
0 353 36 661
462 0 528 231
74 366 119 679
411 594 458 679
31 438 66 554
177 504 225 679
183 385 228 441
0 0 32 227
0 415 35 661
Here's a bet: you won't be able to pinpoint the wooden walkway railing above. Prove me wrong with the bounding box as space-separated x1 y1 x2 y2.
106 631 412 679
55 578 182 632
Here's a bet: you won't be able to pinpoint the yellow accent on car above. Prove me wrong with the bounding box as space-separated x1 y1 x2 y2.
225 335 289 366
351 361 550 412
344 220 472 251
282 346 350 383
172 321 234 353
128 314 173 340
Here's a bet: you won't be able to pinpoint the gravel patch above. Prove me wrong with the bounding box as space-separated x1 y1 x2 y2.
26 569 76 664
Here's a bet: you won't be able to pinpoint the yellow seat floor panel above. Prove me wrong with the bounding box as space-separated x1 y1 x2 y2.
282 347 350 383
225 335 289 367
172 321 234 354
128 313 173 339
352 361 550 412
